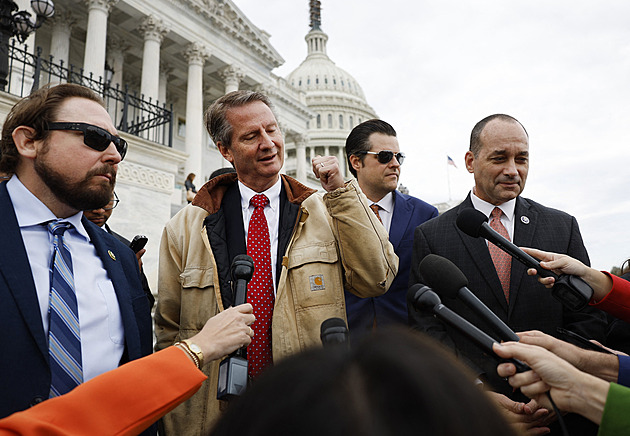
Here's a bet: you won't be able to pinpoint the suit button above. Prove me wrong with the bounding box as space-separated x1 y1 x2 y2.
29 396 44 407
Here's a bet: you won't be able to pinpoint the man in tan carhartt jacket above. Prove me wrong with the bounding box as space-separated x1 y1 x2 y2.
155 91 398 435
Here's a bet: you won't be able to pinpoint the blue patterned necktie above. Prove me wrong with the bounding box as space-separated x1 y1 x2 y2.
47 221 82 397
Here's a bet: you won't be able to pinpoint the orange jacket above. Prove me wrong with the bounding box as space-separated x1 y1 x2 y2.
0 347 206 435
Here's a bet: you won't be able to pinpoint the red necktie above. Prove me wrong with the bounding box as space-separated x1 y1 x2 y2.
246 194 274 378
488 207 511 302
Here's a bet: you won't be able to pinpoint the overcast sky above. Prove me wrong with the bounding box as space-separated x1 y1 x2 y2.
233 0 630 271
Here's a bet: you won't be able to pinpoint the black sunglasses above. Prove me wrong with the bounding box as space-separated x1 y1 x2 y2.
46 122 127 160
356 150 405 165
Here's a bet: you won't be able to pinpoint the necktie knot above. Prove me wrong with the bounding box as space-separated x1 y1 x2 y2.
491 207 503 221
369 204 383 224
251 194 269 209
47 221 73 237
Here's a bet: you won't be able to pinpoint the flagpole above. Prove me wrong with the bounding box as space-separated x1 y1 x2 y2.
447 163 452 201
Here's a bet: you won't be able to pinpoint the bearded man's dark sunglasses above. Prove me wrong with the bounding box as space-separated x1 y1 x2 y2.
46 122 128 160
356 150 405 165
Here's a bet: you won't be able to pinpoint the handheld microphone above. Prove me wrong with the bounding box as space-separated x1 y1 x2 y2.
407 284 529 373
320 318 349 348
419 254 519 342
456 208 593 311
231 254 255 306
217 255 254 401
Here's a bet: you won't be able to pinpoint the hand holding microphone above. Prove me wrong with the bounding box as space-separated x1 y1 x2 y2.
456 208 593 311
217 255 255 400
407 284 530 373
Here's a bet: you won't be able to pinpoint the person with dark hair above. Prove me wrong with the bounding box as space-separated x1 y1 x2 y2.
209 166 236 180
155 90 398 433
408 114 607 435
0 83 153 431
185 172 197 203
344 119 437 339
211 328 518 436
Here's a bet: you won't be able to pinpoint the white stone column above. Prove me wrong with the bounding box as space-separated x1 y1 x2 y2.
337 146 346 177
219 65 243 94
49 9 76 67
183 43 208 178
158 61 171 105
83 0 118 80
10 0 35 92
106 36 128 90
138 15 168 103
324 145 330 156
296 134 308 183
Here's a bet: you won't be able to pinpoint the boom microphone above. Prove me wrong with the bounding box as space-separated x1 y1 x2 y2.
419 254 519 342
320 318 349 348
407 284 529 373
456 208 593 311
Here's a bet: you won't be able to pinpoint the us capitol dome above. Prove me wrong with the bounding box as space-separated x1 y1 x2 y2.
284 1 378 186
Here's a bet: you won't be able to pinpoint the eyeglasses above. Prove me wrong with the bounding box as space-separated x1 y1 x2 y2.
103 191 119 210
46 122 128 160
356 150 405 165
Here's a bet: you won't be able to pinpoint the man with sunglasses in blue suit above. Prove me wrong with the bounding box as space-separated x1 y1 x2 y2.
344 119 438 341
0 83 153 433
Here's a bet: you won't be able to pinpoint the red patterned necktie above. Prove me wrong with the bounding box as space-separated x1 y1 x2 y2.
246 194 274 379
488 207 511 302
370 204 383 224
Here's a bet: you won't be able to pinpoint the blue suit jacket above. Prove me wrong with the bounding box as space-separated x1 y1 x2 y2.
345 190 438 338
0 181 153 419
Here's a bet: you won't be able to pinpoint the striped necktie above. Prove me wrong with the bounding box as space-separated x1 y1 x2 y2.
47 221 83 397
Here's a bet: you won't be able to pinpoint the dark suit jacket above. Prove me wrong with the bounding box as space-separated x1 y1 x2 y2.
409 194 607 397
345 190 438 338
0 181 153 419
104 224 154 309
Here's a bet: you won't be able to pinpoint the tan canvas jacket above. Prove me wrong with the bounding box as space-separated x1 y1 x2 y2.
154 174 398 435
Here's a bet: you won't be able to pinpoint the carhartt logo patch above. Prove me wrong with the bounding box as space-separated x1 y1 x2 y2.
309 274 325 291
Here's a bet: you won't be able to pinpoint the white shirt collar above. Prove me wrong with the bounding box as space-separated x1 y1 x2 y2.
238 178 282 211
372 191 394 214
7 175 89 240
470 190 516 223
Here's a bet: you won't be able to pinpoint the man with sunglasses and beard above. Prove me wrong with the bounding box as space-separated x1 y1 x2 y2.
0 84 153 433
344 119 437 341
408 114 607 436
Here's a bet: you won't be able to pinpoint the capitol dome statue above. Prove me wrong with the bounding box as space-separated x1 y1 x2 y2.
285 0 378 186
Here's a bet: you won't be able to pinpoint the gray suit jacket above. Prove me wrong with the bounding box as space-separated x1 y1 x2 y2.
409 194 608 397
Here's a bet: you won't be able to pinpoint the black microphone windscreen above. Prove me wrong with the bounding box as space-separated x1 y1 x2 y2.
456 208 488 238
231 254 254 281
419 254 468 299
320 317 347 336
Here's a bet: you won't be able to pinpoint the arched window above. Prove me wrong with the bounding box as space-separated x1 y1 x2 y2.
317 114 321 129
349 116 353 128
307 77 311 85
327 114 333 128
339 115 344 129
316 77 319 84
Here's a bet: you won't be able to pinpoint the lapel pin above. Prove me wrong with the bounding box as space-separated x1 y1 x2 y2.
520 216 530 224
108 250 116 261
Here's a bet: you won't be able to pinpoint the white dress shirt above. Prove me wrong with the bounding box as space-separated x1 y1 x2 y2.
7 175 125 382
239 178 282 294
470 190 516 241
371 191 395 234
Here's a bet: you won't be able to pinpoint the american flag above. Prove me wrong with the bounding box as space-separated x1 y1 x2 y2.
447 155 458 168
